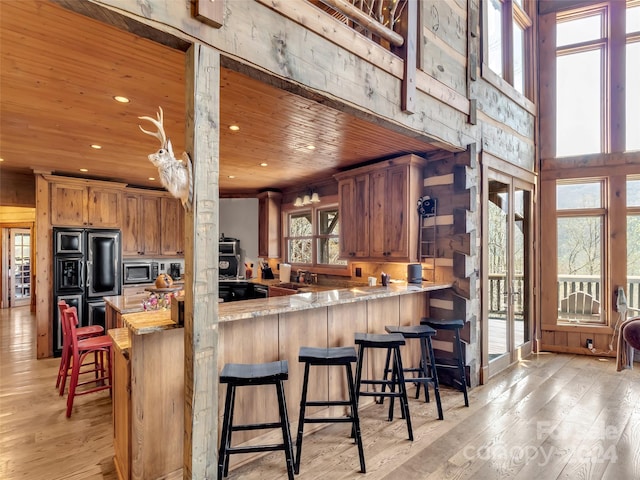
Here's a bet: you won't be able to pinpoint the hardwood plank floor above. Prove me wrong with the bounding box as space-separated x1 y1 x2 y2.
1 306 638 479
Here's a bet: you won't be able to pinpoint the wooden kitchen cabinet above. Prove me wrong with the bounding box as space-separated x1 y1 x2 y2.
161 197 184 256
50 179 123 227
258 190 282 258
337 173 370 259
335 154 426 262
122 192 161 257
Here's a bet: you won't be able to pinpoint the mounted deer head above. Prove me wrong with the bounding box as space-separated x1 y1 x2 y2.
139 106 193 211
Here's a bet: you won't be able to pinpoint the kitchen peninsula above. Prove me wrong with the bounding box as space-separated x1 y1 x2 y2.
107 281 452 480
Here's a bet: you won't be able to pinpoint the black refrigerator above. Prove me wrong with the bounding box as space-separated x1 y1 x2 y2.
53 227 121 356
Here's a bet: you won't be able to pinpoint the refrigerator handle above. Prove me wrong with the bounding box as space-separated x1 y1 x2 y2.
85 261 92 290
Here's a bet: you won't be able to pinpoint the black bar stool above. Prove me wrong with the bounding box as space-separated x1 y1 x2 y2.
354 332 413 441
420 318 469 407
218 360 295 480
295 346 366 474
382 324 444 420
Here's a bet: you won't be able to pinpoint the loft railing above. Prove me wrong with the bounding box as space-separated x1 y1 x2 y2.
308 0 408 50
488 274 640 318
307 0 416 112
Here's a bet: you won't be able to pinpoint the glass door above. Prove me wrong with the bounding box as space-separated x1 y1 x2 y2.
485 170 533 377
11 229 31 307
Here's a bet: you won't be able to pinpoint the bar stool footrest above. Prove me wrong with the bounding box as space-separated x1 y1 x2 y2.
232 421 283 432
227 444 286 455
304 417 354 424
305 400 351 407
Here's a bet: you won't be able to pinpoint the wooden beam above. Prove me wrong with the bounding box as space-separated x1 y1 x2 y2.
183 43 220 479
395 0 417 113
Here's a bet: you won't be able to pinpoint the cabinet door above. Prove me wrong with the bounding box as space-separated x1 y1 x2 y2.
51 183 87 226
161 197 184 256
122 194 142 256
337 174 369 258
383 165 409 259
141 196 161 256
258 192 281 258
368 170 387 258
87 187 121 227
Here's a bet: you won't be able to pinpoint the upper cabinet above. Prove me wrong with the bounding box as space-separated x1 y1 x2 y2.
160 197 184 256
122 192 161 257
50 179 123 228
335 154 426 262
258 191 282 258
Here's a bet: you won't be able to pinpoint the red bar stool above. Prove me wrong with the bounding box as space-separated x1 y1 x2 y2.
61 306 113 418
56 300 104 396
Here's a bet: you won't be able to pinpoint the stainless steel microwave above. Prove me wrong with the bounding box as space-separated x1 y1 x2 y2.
123 261 158 285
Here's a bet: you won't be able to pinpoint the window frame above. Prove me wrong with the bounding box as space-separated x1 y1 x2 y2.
282 196 351 276
482 0 535 108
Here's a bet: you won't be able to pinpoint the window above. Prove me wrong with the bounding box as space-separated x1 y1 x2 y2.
556 180 605 324
284 204 347 268
555 10 605 157
552 1 640 157
484 0 533 97
627 4 640 151
627 177 640 314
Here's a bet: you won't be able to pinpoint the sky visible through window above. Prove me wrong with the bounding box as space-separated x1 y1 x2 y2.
556 6 639 156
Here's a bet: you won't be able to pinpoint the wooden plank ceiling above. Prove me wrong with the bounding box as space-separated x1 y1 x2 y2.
0 1 441 195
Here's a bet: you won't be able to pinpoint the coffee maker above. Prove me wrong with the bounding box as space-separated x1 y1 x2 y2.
169 263 181 280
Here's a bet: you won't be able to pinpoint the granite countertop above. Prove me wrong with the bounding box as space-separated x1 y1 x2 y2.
111 281 452 335
104 295 149 314
218 282 452 322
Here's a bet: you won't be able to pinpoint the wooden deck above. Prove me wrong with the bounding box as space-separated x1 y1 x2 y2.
1 306 639 480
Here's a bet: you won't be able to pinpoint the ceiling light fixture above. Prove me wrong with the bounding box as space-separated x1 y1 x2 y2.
79 168 88 172
113 96 130 103
306 145 316 150
229 125 240 131
90 144 102 149
0 158 4 162
260 162 268 167
228 175 236 179
148 177 155 181
294 189 321 207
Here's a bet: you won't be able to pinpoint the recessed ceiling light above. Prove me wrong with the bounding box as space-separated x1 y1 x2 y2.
113 96 130 103
260 162 268 167
228 175 236 179
148 177 155 181
79 168 88 172
306 145 316 150
90 144 102 149
0 158 4 162
229 125 240 131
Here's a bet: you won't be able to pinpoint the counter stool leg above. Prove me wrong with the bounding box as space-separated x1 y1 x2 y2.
417 338 430 403
377 347 393 404
218 384 235 479
425 337 443 420
294 362 311 474
387 349 399 421
352 344 365 439
393 347 413 441
345 363 366 473
454 329 470 407
276 379 295 480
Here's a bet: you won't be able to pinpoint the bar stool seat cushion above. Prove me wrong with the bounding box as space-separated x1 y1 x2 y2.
299 346 357 364
220 360 288 385
421 318 464 330
385 324 436 338
355 332 405 347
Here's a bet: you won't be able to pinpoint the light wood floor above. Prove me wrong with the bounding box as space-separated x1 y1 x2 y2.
1 306 639 480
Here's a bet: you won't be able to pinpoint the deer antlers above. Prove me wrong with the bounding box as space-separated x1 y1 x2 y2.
138 106 167 147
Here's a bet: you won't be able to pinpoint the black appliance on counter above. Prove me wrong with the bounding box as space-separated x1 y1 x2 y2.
219 237 240 279
53 227 121 356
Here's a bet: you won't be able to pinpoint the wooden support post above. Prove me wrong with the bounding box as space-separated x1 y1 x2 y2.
394 0 417 113
194 0 225 29
183 43 220 479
